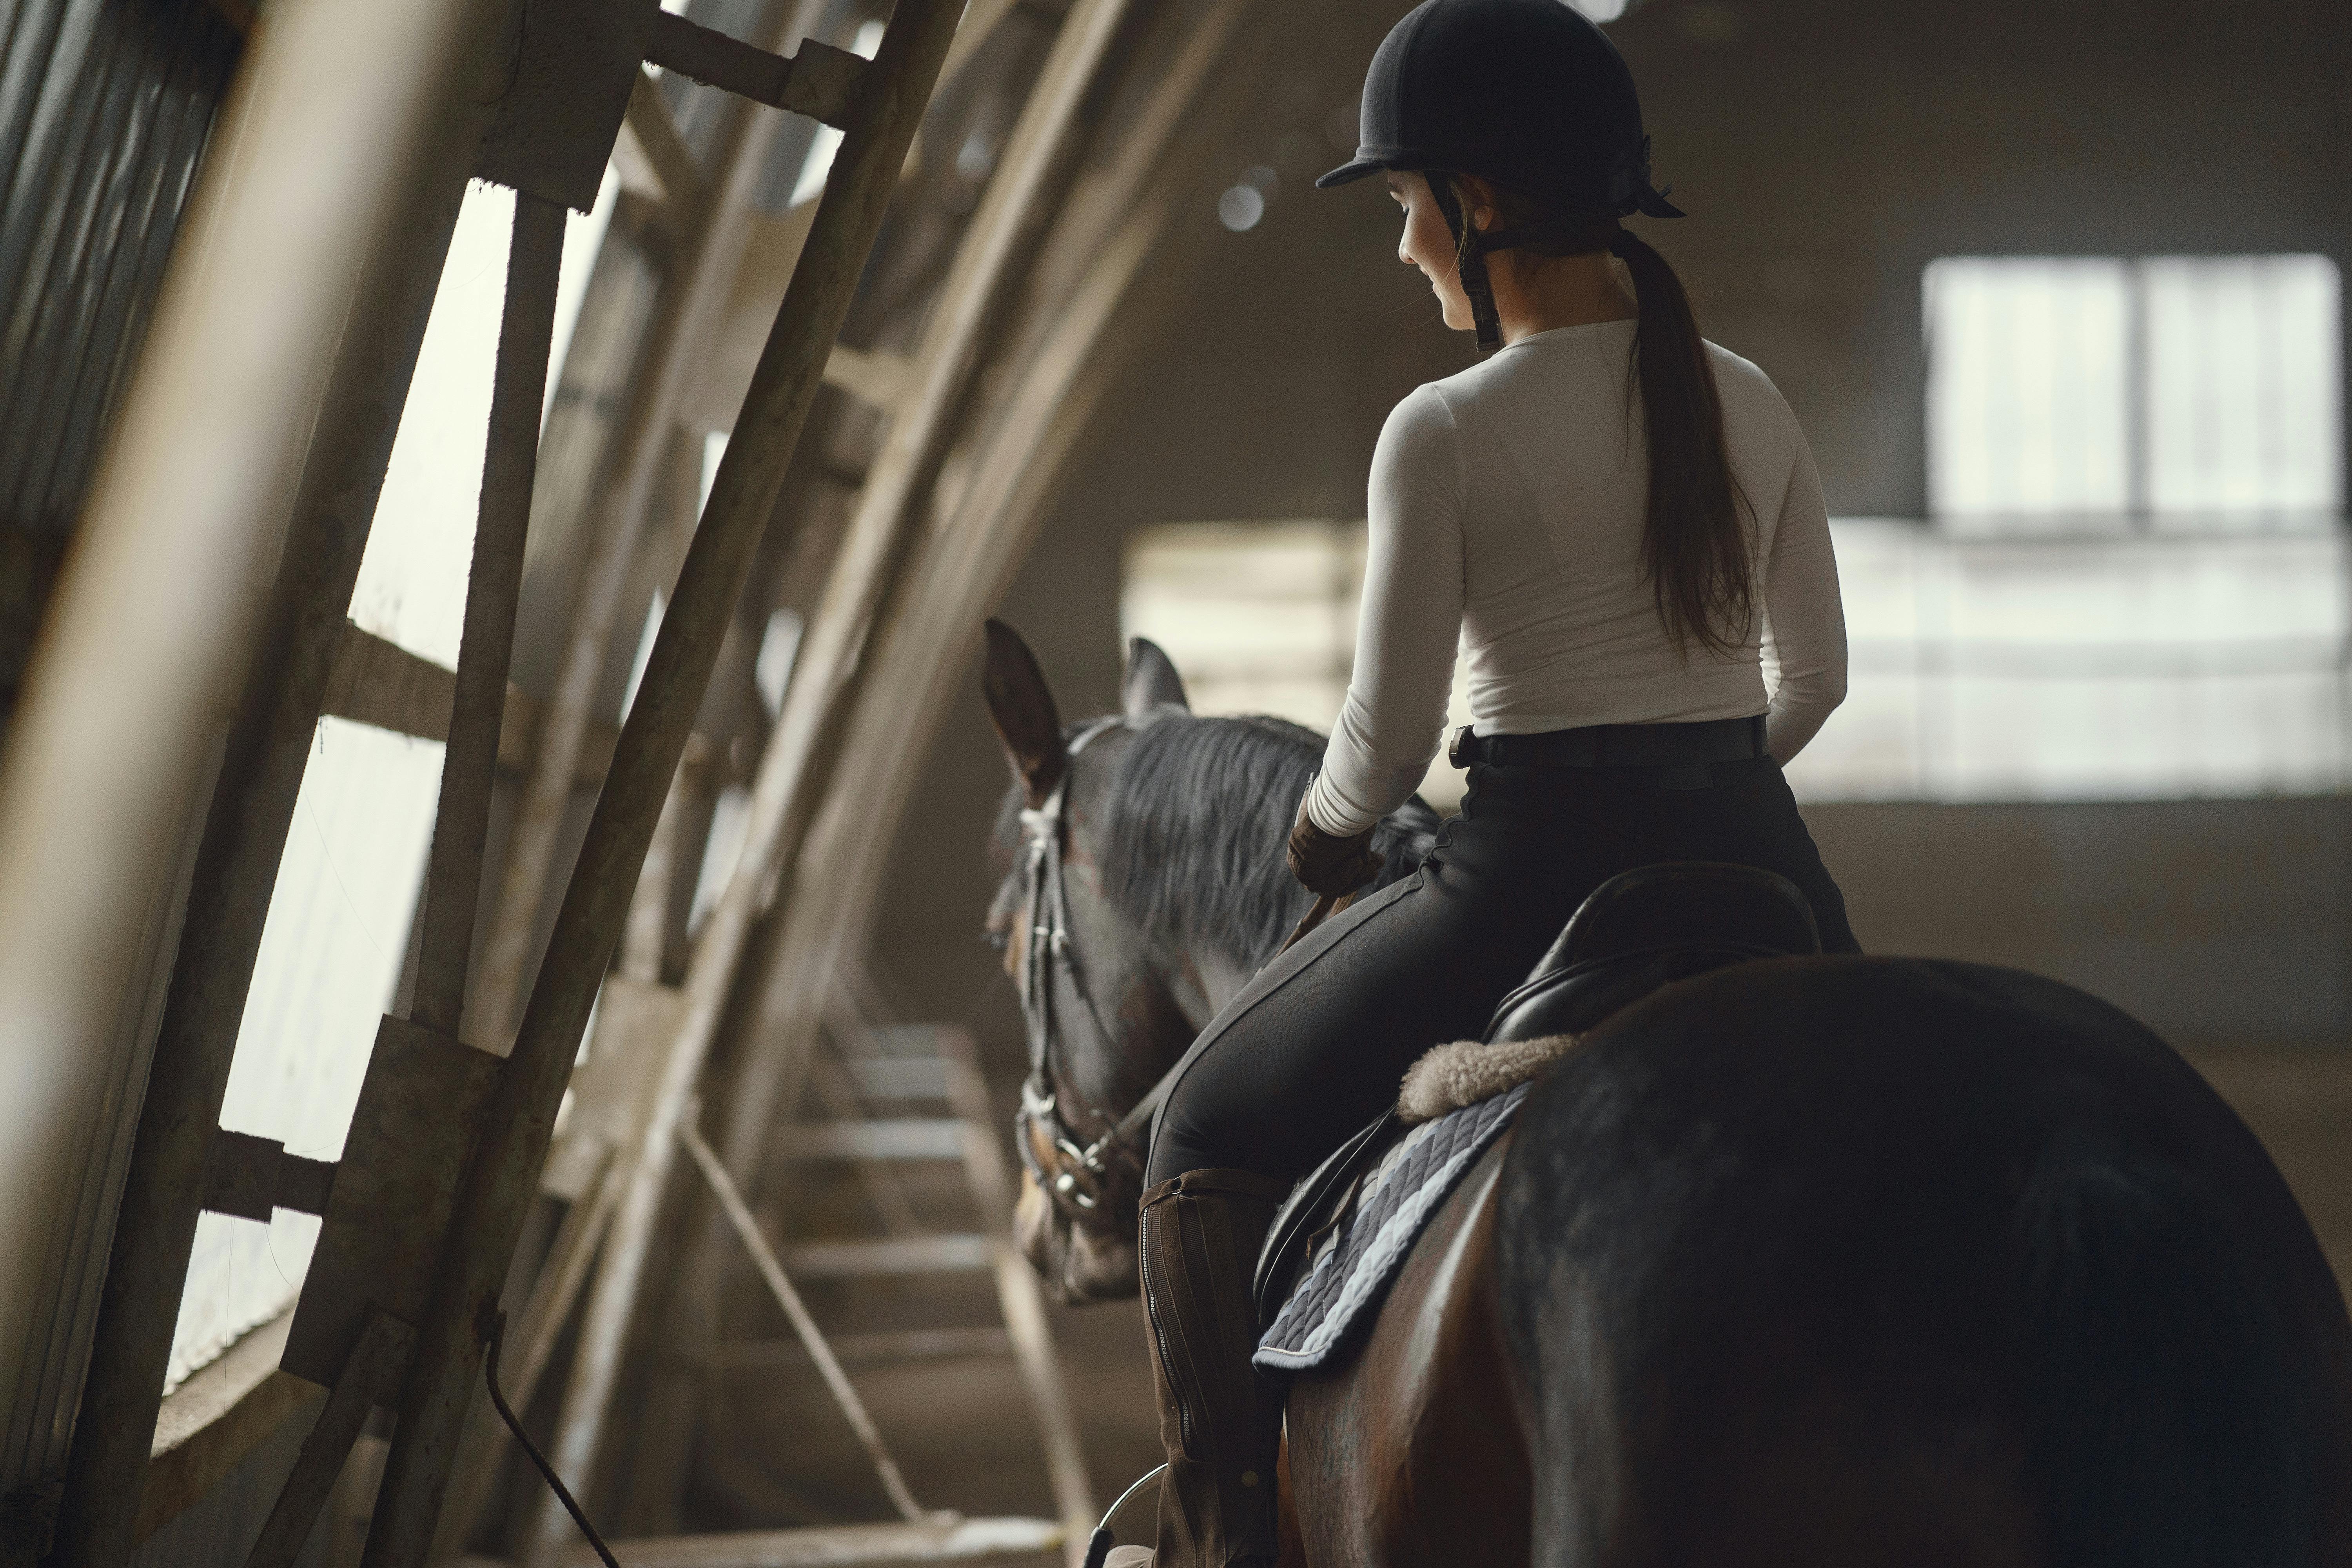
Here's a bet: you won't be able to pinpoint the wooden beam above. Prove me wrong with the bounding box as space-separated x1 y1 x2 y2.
675 1326 1013 1368
783 1119 968 1160
620 71 704 218
777 1235 993 1276
930 0 1026 100
318 619 708 788
243 1307 413 1568
820 343 914 408
713 0 1254 1199
407 189 566 1044
560 1517 1065 1568
644 11 868 129
47 5 519 1553
682 0 1033 429
679 1118 929 1524
467 0 822 1051
537 0 1143 1533
134 1312 322 1544
938 1028 1094 1554
362 1 967 1555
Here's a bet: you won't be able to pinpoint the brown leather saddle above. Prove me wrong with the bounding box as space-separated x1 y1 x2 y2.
1252 860 1822 1322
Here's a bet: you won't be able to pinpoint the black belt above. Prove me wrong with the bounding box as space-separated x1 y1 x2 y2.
1449 714 1768 771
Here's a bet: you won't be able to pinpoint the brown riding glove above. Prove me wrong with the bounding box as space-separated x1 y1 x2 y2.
1286 793 1384 897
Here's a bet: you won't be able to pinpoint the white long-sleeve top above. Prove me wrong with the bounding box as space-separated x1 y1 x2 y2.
1305 319 1847 836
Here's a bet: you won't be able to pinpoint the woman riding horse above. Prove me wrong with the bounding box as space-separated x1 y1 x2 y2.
1127 3 1857 1563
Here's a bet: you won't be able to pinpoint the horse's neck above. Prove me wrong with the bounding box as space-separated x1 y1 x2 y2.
1171 947 1258 1031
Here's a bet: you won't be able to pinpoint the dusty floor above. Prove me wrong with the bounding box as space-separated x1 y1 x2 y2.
677 1041 2352 1556
675 1018 1161 1556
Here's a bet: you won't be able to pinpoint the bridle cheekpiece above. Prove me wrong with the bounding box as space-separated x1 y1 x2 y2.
1012 717 1166 1220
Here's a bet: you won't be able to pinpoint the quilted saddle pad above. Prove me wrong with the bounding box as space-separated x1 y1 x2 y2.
1253 1082 1528 1374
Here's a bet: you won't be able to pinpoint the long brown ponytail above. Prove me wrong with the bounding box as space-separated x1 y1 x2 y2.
1450 178 1754 659
1611 229 1753 659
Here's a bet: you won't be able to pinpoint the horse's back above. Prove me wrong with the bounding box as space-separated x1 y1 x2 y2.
1495 955 2352 1568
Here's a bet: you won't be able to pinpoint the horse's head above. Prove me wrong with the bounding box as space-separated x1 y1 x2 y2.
979 621 1213 1303
978 620 1438 1305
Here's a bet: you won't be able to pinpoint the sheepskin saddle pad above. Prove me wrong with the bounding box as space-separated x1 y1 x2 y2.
1253 1076 1533 1374
1397 1031 1578 1123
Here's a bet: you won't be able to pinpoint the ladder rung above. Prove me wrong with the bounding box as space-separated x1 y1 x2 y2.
787 1119 967 1160
838 1058 949 1100
643 10 869 129
781 1235 993 1276
686 1327 1013 1368
562 1515 1065 1567
867 1023 958 1055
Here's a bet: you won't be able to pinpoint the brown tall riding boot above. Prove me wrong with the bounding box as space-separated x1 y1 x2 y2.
1136 1167 1291 1568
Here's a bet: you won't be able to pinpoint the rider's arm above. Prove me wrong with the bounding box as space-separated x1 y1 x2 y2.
1759 411 1847 765
1305 385 1466 837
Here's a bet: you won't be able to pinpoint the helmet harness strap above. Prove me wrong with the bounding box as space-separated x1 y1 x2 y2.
1424 175 1505 356
1421 137 1679 358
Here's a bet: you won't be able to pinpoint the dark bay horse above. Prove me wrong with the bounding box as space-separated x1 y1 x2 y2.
979 620 2352 1567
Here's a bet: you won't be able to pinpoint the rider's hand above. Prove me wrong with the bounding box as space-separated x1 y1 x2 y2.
1286 794 1383 897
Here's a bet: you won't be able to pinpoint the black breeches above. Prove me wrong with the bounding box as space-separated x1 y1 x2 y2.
1145 755 1859 1187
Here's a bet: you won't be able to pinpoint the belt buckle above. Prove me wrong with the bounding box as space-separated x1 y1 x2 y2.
1447 726 1475 769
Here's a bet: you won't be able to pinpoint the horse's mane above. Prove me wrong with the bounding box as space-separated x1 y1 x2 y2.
1100 713 1438 972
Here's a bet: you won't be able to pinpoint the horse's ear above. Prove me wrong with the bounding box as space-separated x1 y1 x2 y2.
982 619 1065 808
1122 637 1189 718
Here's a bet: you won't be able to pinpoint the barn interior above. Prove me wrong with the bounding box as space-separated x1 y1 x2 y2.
0 0 2345 1564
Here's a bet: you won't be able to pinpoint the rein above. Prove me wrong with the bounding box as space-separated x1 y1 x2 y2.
1013 715 1399 1221
1014 717 1170 1216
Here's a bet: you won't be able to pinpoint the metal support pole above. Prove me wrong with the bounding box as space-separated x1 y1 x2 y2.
47 5 518 1555
358 5 965 1560
412 191 568 1044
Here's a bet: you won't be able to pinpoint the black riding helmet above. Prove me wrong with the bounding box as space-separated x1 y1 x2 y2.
1319 0 1683 352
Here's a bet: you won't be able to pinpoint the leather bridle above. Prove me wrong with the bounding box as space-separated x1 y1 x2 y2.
1012 716 1181 1221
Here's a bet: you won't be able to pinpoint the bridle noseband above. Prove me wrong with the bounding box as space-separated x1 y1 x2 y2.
1013 716 1180 1220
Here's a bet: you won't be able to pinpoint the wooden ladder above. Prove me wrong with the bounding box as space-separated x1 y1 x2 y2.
53 1 969 1563
552 992 1094 1567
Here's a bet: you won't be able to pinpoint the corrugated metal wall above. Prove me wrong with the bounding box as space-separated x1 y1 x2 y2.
0 0 242 722
0 0 241 1508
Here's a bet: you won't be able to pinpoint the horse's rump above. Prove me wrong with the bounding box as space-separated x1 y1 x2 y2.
1493 956 2352 1568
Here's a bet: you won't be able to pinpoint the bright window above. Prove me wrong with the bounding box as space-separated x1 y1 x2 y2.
1926 254 2341 526
1125 520 2352 806
167 183 535 1389
2142 256 2342 515
1122 522 1474 813
1926 258 2134 517
1778 521 2352 802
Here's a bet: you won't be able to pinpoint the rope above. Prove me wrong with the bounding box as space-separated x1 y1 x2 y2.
482 1306 621 1568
